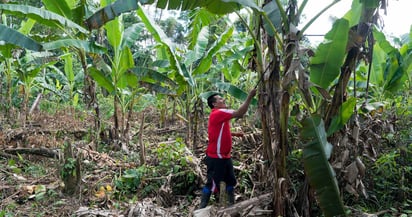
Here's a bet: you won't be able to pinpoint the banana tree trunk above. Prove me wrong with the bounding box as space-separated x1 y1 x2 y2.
80 50 101 141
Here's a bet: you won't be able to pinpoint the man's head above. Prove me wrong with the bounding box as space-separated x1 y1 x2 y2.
207 93 227 109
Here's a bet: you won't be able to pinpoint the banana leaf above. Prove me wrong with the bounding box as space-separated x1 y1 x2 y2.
0 4 88 34
193 26 234 76
129 67 177 87
373 29 408 93
42 39 107 54
85 0 139 30
137 6 194 87
214 81 257 105
309 18 349 89
152 0 261 14
326 97 356 136
89 67 115 93
0 24 42 51
301 115 346 217
42 0 72 19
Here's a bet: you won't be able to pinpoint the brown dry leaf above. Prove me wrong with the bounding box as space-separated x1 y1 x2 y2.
355 157 366 178
345 161 359 184
23 185 36 194
94 186 106 199
345 184 359 198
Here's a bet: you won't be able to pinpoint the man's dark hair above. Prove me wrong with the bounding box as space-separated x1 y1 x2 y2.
207 93 220 109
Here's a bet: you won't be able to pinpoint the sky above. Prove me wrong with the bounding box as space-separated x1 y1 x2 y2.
301 0 411 42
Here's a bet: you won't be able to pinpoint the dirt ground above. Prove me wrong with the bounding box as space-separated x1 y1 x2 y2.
0 110 266 217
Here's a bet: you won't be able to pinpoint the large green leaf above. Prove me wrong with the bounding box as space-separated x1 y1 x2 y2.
152 0 261 14
370 41 386 85
0 24 42 51
137 6 194 87
89 67 115 93
214 81 257 105
42 39 107 53
187 8 217 50
139 81 176 95
42 0 72 19
129 67 177 87
262 1 282 36
301 116 346 217
120 23 145 49
327 97 356 135
193 26 234 76
185 26 209 65
85 0 261 30
374 29 408 93
102 0 124 52
309 19 349 89
0 4 88 34
118 46 135 81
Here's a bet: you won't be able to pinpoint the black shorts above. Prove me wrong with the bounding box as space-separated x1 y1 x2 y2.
204 156 236 192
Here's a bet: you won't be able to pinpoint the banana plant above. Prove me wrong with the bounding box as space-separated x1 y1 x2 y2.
15 51 58 125
0 0 105 131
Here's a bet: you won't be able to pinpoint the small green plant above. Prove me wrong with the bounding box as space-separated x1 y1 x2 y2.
114 166 147 196
60 157 77 179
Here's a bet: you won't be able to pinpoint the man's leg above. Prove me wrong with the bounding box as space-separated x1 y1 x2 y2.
225 158 237 206
199 157 220 208
199 186 211 208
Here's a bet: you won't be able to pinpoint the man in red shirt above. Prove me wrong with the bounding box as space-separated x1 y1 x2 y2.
199 88 257 209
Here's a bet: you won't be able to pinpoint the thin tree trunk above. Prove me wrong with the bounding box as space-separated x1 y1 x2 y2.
139 112 146 165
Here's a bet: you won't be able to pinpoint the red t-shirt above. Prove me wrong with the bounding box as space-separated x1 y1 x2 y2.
206 108 234 159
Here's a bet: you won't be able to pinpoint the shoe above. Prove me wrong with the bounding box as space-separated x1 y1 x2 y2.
227 186 235 206
199 188 211 209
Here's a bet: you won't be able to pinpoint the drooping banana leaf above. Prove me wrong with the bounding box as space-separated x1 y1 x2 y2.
85 0 261 30
301 115 346 217
0 24 42 51
309 18 349 89
0 4 88 34
85 0 138 30
89 67 115 93
42 39 107 54
139 81 176 95
152 0 261 14
199 91 220 103
129 67 177 87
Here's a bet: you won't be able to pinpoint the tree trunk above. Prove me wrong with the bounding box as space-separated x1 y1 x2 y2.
139 112 146 165
61 141 81 195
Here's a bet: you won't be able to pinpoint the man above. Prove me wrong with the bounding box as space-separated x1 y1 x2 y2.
199 89 257 209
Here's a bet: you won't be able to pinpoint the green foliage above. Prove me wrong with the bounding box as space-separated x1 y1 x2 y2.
60 157 77 179
114 138 198 198
370 144 412 208
114 166 147 195
301 115 346 217
310 18 349 89
154 138 198 195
